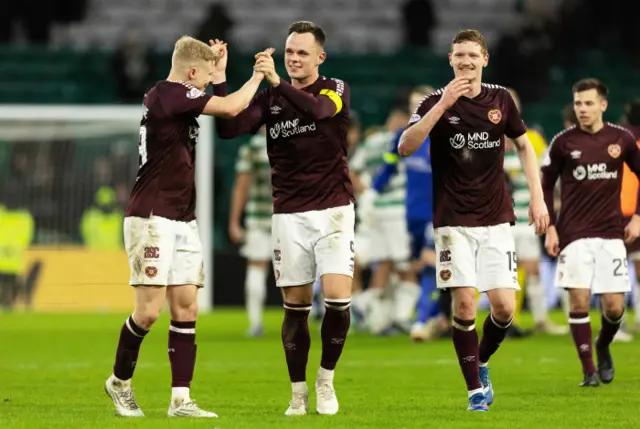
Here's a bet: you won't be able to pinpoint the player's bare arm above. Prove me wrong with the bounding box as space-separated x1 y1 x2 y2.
541 139 563 256
398 77 470 157
229 172 251 244
254 52 344 120
212 46 272 139
512 133 549 235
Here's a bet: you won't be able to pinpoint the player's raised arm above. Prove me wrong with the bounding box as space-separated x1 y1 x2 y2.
202 73 264 118
254 52 347 120
210 45 271 138
202 47 275 119
399 78 470 157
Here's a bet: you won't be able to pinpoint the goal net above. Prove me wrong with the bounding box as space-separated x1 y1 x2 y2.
0 106 213 312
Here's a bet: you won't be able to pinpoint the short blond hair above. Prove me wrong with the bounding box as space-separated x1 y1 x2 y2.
172 36 216 67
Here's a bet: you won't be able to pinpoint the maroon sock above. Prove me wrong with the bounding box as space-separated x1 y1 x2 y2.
113 315 148 381
596 311 624 349
452 316 482 392
282 303 312 382
320 298 351 371
569 312 596 374
169 320 196 388
479 313 512 364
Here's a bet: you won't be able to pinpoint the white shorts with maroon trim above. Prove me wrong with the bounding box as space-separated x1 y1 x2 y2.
271 203 355 287
556 238 630 294
123 215 204 287
434 223 520 292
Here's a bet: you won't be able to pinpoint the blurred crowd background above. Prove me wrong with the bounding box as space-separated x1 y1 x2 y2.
1 0 639 312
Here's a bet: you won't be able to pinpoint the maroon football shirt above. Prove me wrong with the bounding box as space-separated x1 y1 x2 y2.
126 80 212 221
213 76 354 214
408 84 526 228
542 123 640 250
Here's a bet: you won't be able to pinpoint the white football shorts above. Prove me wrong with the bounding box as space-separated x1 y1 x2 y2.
271 203 355 287
434 223 520 292
124 215 204 287
556 237 631 294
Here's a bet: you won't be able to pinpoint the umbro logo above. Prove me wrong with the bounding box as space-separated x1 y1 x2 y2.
449 116 460 125
270 106 282 115
571 150 582 159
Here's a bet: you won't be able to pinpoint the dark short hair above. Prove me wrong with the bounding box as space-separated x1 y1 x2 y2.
561 103 577 126
288 21 326 46
625 99 640 126
572 78 608 99
451 29 488 54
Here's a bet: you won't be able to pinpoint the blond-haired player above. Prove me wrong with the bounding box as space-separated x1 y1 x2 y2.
104 36 270 418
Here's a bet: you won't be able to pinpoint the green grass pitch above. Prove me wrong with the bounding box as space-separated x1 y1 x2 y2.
1 309 640 428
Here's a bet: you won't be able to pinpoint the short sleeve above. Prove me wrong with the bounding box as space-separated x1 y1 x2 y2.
162 84 213 118
541 133 564 168
407 94 439 126
504 90 527 139
319 78 350 117
235 144 252 174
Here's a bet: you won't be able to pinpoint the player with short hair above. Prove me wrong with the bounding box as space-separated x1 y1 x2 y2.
543 79 640 386
399 29 549 411
214 21 354 416
229 125 271 337
104 36 268 418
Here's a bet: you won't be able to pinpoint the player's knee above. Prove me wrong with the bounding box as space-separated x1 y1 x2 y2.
452 294 476 319
171 301 199 322
601 296 624 320
132 310 160 330
491 301 515 322
569 291 590 313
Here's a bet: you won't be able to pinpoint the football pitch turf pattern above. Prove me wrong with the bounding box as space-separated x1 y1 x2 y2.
2 310 639 428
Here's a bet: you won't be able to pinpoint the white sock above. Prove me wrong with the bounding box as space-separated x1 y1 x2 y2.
526 274 546 324
292 381 308 394
393 281 420 323
171 387 190 403
109 374 130 390
245 265 267 330
468 388 484 398
317 366 334 381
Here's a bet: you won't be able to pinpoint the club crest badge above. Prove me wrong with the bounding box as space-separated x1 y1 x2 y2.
608 143 621 159
488 109 502 124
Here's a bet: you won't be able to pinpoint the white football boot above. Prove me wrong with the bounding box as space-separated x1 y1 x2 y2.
104 375 144 417
168 398 218 418
285 382 309 416
315 368 339 415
